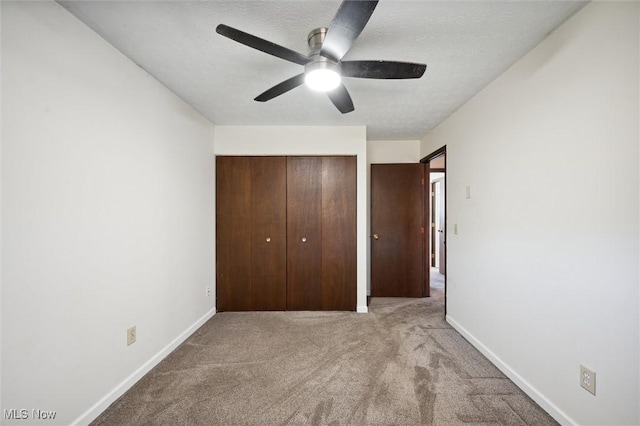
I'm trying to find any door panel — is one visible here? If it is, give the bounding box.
[287,157,322,310]
[371,164,424,297]
[321,156,357,310]
[216,157,252,311]
[251,157,287,310]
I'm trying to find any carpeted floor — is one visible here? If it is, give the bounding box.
[92,280,557,425]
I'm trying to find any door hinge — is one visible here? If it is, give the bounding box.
[421,227,425,234]
[421,178,425,185]
[431,191,435,197]
[431,222,435,228]
[431,253,435,259]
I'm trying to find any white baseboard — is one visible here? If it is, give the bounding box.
[72,308,216,426]
[356,305,368,313]
[445,315,576,426]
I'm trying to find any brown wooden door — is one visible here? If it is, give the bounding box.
[216,157,252,311]
[251,157,287,310]
[321,156,357,310]
[371,164,425,297]
[287,157,322,310]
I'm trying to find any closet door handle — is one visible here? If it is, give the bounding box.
[266,237,271,243]
[301,237,307,243]
[373,233,379,240]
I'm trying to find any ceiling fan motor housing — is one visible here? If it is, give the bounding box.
[306,27,340,68]
[305,27,341,91]
[308,27,328,51]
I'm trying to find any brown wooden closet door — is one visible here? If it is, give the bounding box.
[321,157,357,310]
[251,157,287,310]
[216,156,252,311]
[287,157,322,310]
[371,163,425,297]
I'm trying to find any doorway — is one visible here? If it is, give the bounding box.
[421,147,446,313]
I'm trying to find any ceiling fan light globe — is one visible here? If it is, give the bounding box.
[305,68,341,92]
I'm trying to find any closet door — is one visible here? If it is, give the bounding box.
[287,157,322,310]
[251,157,287,310]
[321,157,356,310]
[216,156,252,311]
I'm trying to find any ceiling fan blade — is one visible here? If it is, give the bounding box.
[327,83,355,114]
[216,24,311,66]
[341,60,427,79]
[320,1,378,62]
[254,74,306,102]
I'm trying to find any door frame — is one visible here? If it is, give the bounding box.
[430,181,437,268]
[420,146,447,315]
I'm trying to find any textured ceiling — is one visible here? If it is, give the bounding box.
[58,0,587,140]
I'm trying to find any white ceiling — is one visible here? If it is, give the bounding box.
[58,0,587,140]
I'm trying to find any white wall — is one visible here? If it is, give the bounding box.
[1,2,216,425]
[367,140,421,164]
[214,126,368,311]
[421,2,639,425]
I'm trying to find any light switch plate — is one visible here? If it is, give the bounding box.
[127,326,137,346]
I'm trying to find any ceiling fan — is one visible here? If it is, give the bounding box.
[216,0,426,114]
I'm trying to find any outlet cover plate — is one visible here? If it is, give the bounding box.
[580,365,596,395]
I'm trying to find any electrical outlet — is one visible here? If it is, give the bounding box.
[580,365,596,395]
[206,286,211,297]
[127,326,136,346]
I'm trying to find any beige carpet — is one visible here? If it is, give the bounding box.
[92,285,557,425]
